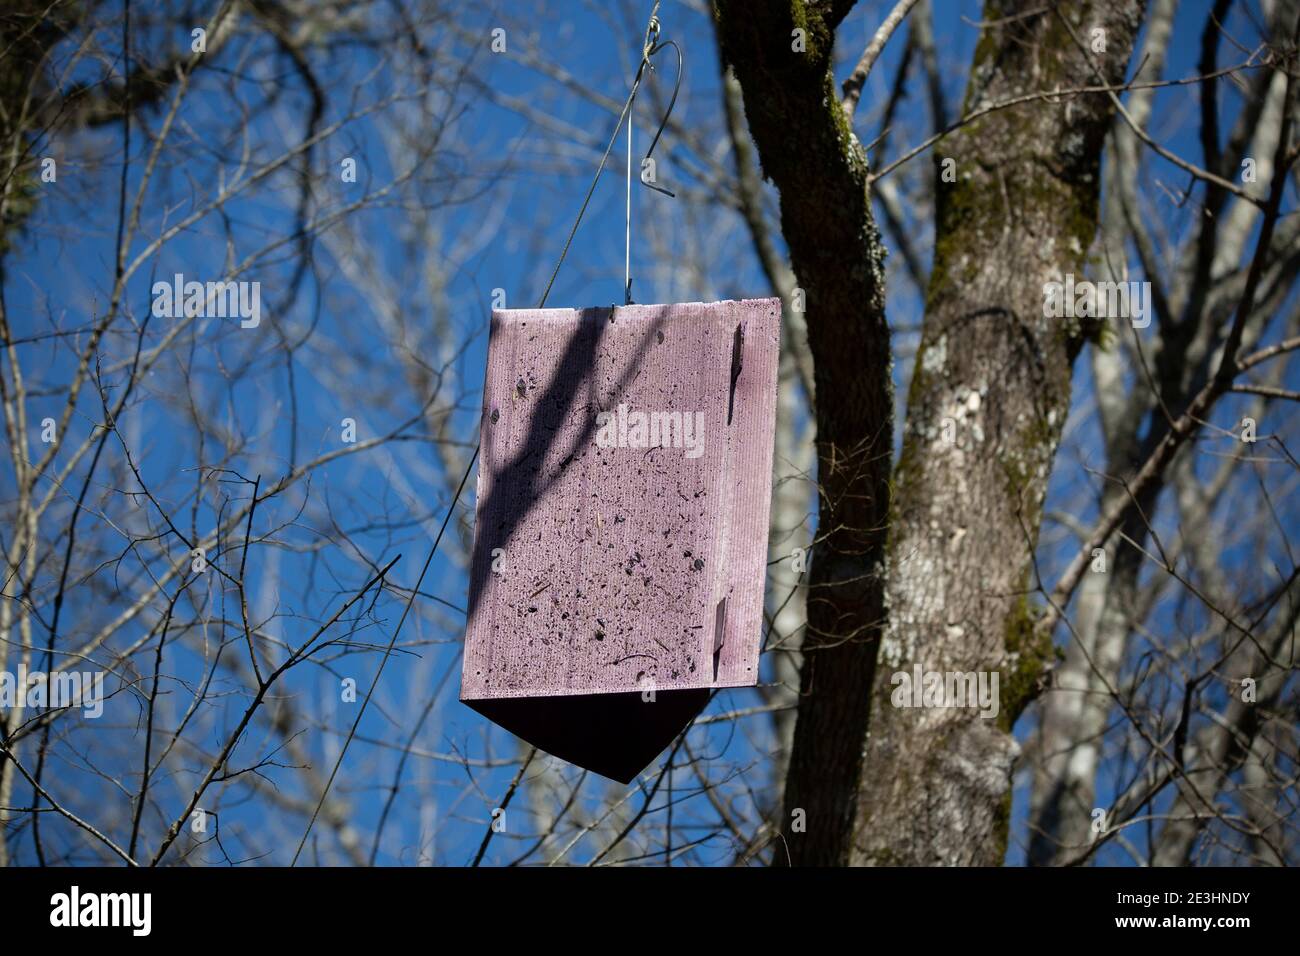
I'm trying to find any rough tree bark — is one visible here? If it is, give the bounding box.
[714,0,892,865]
[716,0,1144,864]
[855,0,1144,866]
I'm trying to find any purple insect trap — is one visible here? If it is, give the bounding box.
[461,298,781,781]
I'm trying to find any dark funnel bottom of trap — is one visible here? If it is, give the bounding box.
[465,689,710,783]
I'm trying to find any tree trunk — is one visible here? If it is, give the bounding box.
[714,0,892,865]
[716,0,1144,865]
[853,1,1144,865]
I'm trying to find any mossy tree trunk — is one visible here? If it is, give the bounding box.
[715,0,1144,865]
[853,0,1143,866]
[715,0,892,866]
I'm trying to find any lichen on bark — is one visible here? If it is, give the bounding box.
[853,0,1145,866]
[715,0,1145,866]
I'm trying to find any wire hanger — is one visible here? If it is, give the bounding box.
[626,8,683,305]
[346,13,686,807]
[537,0,683,310]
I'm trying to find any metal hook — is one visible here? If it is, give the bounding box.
[539,1,684,311]
[638,38,683,199]
[624,2,682,305]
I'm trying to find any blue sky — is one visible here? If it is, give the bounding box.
[4,0,1292,866]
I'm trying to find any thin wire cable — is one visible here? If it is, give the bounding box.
[626,100,633,304]
[290,5,677,864]
[538,7,664,311]
[290,445,477,866]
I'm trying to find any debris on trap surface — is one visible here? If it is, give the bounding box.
[460,298,780,782]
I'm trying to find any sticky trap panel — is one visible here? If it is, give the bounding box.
[462,299,780,703]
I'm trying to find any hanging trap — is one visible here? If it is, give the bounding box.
[461,298,780,781]
[454,2,780,781]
